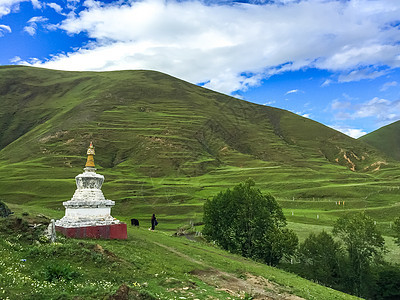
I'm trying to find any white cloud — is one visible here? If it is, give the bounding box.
[323,67,390,85]
[0,24,11,36]
[22,0,400,95]
[285,89,299,95]
[338,68,388,83]
[331,96,400,125]
[0,0,46,37]
[263,100,276,106]
[0,0,25,17]
[320,44,400,72]
[329,125,367,138]
[353,97,399,121]
[331,99,350,110]
[10,56,21,63]
[321,79,333,87]
[203,72,264,94]
[292,109,311,119]
[380,81,398,91]
[0,0,44,17]
[23,25,36,35]
[45,23,58,31]
[342,93,357,101]
[24,16,48,36]
[30,0,41,9]
[47,3,63,13]
[65,0,81,12]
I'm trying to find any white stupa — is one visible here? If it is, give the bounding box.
[55,142,127,239]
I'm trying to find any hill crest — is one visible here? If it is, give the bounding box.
[0,65,392,206]
[0,66,386,170]
[359,120,400,161]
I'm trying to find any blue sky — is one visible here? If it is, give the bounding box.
[1,0,400,138]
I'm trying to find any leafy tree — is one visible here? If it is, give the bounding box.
[202,179,298,265]
[393,217,400,247]
[297,231,342,287]
[333,213,385,297]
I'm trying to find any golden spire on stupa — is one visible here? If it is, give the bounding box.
[85,142,95,168]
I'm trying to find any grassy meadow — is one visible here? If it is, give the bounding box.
[1,204,361,300]
[3,156,399,265]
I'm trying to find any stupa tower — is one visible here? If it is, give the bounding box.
[55,142,127,239]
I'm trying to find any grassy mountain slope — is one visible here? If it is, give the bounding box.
[0,66,386,171]
[0,65,399,238]
[0,206,360,300]
[359,120,400,161]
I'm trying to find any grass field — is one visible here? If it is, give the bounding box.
[0,205,361,300]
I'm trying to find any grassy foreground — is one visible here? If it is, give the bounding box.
[0,205,360,300]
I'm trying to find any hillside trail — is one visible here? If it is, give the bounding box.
[153,241,304,300]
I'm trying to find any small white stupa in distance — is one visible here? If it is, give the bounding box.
[55,142,127,239]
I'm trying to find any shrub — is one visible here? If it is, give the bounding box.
[0,200,12,217]
[43,263,80,282]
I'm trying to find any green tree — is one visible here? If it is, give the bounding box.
[333,213,385,297]
[373,264,400,299]
[298,231,342,287]
[202,179,298,266]
[393,217,400,247]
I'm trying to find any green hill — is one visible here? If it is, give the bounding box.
[359,120,400,161]
[0,65,399,235]
[0,65,384,172]
[1,65,399,299]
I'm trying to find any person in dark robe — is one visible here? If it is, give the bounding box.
[151,214,158,230]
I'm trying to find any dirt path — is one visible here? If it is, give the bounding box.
[153,241,304,300]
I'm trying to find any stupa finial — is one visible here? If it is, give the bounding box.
[85,142,95,168]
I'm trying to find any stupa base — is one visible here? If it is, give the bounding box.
[56,223,127,240]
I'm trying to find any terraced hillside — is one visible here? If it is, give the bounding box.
[0,66,399,235]
[360,120,400,161]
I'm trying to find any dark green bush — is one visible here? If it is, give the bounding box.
[0,200,12,217]
[43,263,80,282]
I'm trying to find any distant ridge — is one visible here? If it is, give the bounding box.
[0,66,391,205]
[0,66,386,171]
[359,120,400,161]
